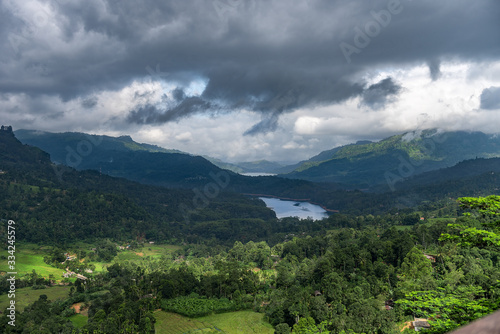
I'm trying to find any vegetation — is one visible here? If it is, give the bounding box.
[0,286,71,311]
[2,128,500,333]
[161,295,238,318]
[284,130,500,188]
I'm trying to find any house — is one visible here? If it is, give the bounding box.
[314,290,322,297]
[412,318,431,331]
[62,271,73,278]
[423,254,436,262]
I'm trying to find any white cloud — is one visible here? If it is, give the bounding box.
[4,60,500,163]
[1,0,499,164]
[174,131,192,142]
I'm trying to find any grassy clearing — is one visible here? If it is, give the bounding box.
[154,311,216,334]
[392,225,413,231]
[140,244,181,258]
[427,217,456,224]
[0,244,64,280]
[91,244,181,272]
[199,310,274,334]
[154,310,274,334]
[0,286,70,312]
[69,314,88,328]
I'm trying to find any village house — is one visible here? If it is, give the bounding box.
[423,254,436,262]
[412,318,431,331]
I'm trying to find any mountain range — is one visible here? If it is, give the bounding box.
[279,129,500,190]
[16,128,500,191]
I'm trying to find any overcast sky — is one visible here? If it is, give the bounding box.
[1,0,500,162]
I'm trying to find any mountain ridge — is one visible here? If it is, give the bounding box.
[280,129,500,189]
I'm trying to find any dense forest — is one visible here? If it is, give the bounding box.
[1,127,500,333]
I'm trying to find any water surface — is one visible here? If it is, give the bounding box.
[259,197,328,220]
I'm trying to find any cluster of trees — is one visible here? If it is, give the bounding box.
[161,295,239,317]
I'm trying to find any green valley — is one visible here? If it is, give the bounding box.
[2,126,500,333]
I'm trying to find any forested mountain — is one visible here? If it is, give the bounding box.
[16,129,287,189]
[15,129,219,188]
[15,129,185,156]
[389,158,500,191]
[1,127,276,244]
[9,127,500,216]
[281,130,500,190]
[233,160,284,174]
[277,140,373,174]
[204,158,284,174]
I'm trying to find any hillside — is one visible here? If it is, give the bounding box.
[277,140,373,174]
[15,129,184,156]
[282,129,500,189]
[391,157,500,191]
[10,127,500,216]
[0,128,276,244]
[16,129,241,188]
[233,160,284,174]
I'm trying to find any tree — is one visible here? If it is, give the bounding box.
[458,196,500,218]
[397,247,435,296]
[440,196,500,248]
[292,317,318,333]
[275,323,291,334]
[396,287,490,334]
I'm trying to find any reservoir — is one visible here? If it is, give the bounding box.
[259,197,328,220]
[241,172,277,177]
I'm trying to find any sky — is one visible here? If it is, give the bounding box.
[1,0,500,163]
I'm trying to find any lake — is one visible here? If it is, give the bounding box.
[241,172,277,177]
[259,197,328,220]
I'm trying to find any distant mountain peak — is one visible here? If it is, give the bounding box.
[118,135,134,142]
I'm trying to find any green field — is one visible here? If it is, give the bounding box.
[69,314,88,328]
[0,286,70,312]
[0,244,65,280]
[0,243,182,279]
[91,244,181,272]
[154,310,274,334]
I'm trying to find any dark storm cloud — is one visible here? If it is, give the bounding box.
[1,0,499,131]
[81,96,98,109]
[427,59,442,81]
[172,88,186,102]
[127,96,213,124]
[480,87,500,110]
[360,78,401,110]
[244,112,280,136]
